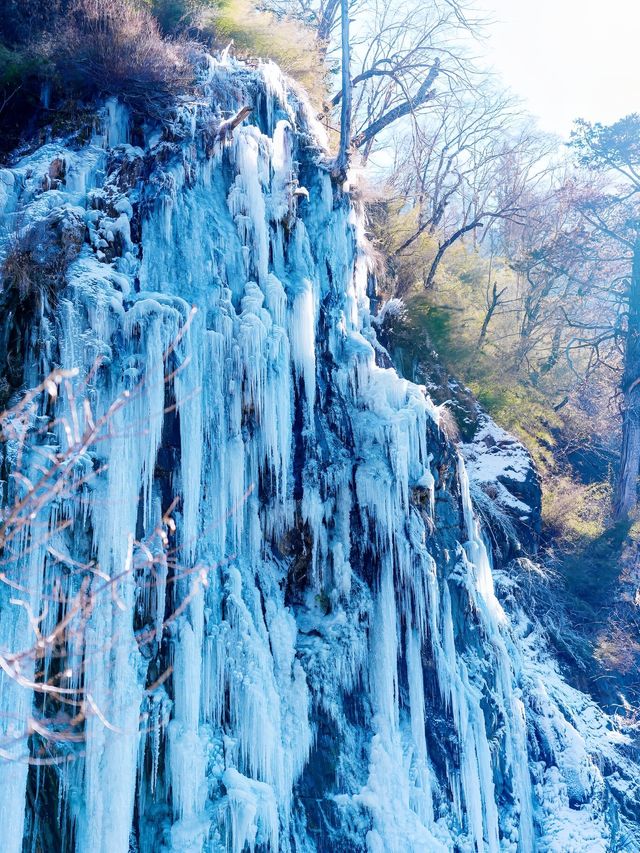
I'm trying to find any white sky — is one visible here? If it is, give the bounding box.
[475,0,640,138]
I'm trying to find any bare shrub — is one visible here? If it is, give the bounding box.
[0,0,67,48]
[44,0,199,116]
[2,246,37,302]
[151,0,217,36]
[469,480,518,552]
[542,475,612,548]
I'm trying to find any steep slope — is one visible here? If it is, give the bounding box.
[0,58,638,853]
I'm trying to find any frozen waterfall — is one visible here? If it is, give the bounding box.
[0,57,635,853]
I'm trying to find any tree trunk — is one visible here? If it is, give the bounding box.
[352,59,440,152]
[317,0,341,44]
[334,0,351,180]
[477,281,505,350]
[614,232,640,519]
[424,219,482,288]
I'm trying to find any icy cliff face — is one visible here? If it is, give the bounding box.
[0,59,638,853]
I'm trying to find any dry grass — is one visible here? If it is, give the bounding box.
[2,247,38,302]
[595,622,640,675]
[1,205,85,307]
[2,241,65,307]
[205,0,330,106]
[438,405,461,443]
[542,476,611,548]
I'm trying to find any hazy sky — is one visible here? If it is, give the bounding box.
[475,0,640,138]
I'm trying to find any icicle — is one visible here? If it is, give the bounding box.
[406,627,435,826]
[103,98,130,148]
[0,516,47,853]
[289,278,317,416]
[458,455,502,613]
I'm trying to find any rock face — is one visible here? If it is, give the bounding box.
[0,59,638,853]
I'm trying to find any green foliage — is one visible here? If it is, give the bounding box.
[0,44,47,90]
[544,477,612,549]
[472,381,558,458]
[386,296,462,379]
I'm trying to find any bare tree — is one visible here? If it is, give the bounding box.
[568,116,640,518]
[263,0,477,167]
[333,0,475,164]
[477,279,507,350]
[259,0,342,42]
[333,0,351,178]
[387,92,554,289]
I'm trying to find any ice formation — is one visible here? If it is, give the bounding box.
[0,58,637,853]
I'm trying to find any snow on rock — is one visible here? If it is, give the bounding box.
[461,415,542,554]
[462,417,532,486]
